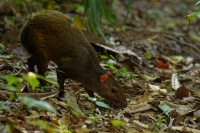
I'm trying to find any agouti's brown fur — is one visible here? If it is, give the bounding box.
[20,10,127,108]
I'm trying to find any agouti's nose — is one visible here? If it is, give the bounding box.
[115,100,127,108]
[121,100,127,108]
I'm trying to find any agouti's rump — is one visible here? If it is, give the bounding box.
[20,10,127,108]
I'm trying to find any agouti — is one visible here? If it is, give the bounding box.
[20,10,127,108]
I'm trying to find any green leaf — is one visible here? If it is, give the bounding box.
[107,62,113,67]
[157,104,173,116]
[6,75,18,85]
[156,115,165,123]
[5,75,22,87]
[0,43,5,53]
[111,120,124,127]
[188,11,200,22]
[122,68,127,73]
[88,114,104,121]
[9,92,15,101]
[163,21,176,29]
[109,55,116,60]
[12,0,27,5]
[115,73,122,77]
[56,125,72,133]
[125,0,133,22]
[29,119,54,131]
[195,0,200,5]
[95,101,111,109]
[83,0,120,39]
[107,62,117,70]
[0,54,13,59]
[0,102,10,110]
[37,74,58,86]
[71,110,83,116]
[88,97,97,102]
[101,55,108,59]
[2,84,20,92]
[144,52,152,59]
[23,72,40,89]
[20,96,57,113]
[0,43,4,49]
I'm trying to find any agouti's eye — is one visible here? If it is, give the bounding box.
[111,88,117,93]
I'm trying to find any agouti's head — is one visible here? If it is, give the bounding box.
[98,73,127,108]
[86,72,127,108]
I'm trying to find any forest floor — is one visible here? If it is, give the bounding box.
[0,0,200,133]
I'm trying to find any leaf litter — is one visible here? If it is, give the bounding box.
[0,0,200,133]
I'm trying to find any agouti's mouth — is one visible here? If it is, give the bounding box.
[109,101,127,109]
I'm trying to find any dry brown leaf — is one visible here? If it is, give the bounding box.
[75,127,91,133]
[136,90,152,103]
[171,73,180,90]
[63,91,85,117]
[0,90,59,100]
[171,126,200,133]
[124,103,151,114]
[194,110,200,117]
[132,120,148,129]
[175,86,189,99]
[176,104,196,115]
[94,43,142,61]
[191,90,200,98]
[155,54,169,69]
[148,84,167,94]
[155,59,169,69]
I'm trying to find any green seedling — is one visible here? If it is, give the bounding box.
[101,55,135,79]
[152,115,166,133]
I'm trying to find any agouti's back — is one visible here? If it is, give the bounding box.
[20,10,127,108]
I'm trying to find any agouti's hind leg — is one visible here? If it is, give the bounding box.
[35,57,49,86]
[57,69,66,97]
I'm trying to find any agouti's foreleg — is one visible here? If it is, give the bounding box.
[85,89,94,97]
[35,56,49,86]
[57,69,66,97]
[27,57,36,72]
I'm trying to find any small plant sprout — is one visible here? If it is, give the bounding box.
[152,115,166,133]
[111,120,125,127]
[101,55,135,79]
[23,72,40,90]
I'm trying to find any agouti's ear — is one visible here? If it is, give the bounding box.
[100,73,109,83]
[107,70,113,75]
